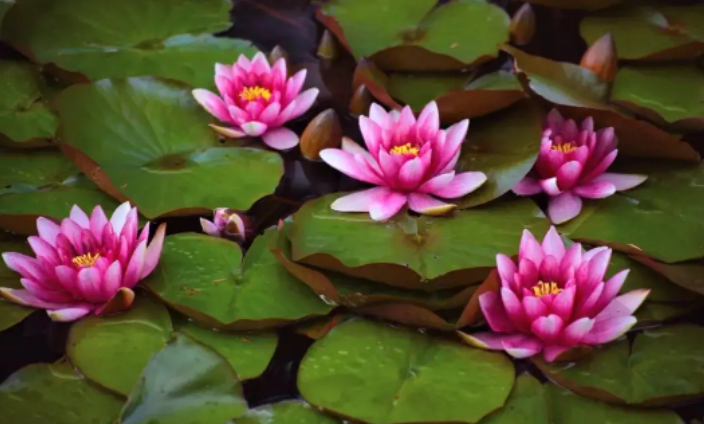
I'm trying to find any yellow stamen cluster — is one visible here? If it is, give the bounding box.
[532,281,563,297]
[389,143,420,156]
[239,86,272,102]
[72,253,100,268]
[551,142,578,153]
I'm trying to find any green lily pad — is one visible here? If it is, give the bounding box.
[321,0,509,71]
[56,77,283,219]
[0,0,14,23]
[0,148,124,234]
[0,299,33,331]
[608,250,693,302]
[387,71,525,122]
[146,229,332,330]
[236,400,342,424]
[298,318,515,424]
[636,301,702,324]
[612,65,704,124]
[536,324,704,406]
[120,335,248,424]
[289,194,549,289]
[0,60,58,144]
[480,374,547,424]
[1,0,256,89]
[581,5,704,60]
[519,0,625,10]
[630,256,704,296]
[660,4,704,42]
[0,361,123,424]
[66,295,172,396]
[560,161,704,263]
[456,100,542,208]
[176,320,278,381]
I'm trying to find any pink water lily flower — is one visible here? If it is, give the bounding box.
[460,226,650,362]
[200,208,249,243]
[192,52,319,150]
[0,202,166,322]
[513,109,647,224]
[319,101,487,220]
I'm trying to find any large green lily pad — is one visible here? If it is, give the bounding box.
[176,319,278,381]
[612,65,704,125]
[0,362,123,424]
[1,0,257,89]
[581,4,704,60]
[560,161,704,263]
[519,0,625,10]
[66,295,172,396]
[536,324,704,406]
[480,374,547,424]
[321,0,509,71]
[56,77,283,218]
[0,231,34,330]
[608,251,693,302]
[456,100,542,208]
[120,335,248,424]
[0,148,124,234]
[236,400,342,424]
[146,229,332,329]
[289,194,549,289]
[631,255,704,296]
[0,60,58,144]
[298,318,515,424]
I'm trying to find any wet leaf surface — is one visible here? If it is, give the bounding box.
[56,77,283,218]
[298,318,515,424]
[236,400,342,424]
[480,374,548,424]
[66,295,172,396]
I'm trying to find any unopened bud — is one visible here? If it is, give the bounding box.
[349,84,372,116]
[200,208,250,243]
[317,30,339,61]
[509,3,535,46]
[300,109,342,161]
[580,33,618,82]
[268,46,289,69]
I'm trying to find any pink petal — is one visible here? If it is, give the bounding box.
[320,149,384,185]
[192,89,231,122]
[141,224,166,279]
[594,289,650,322]
[543,345,573,362]
[418,172,454,194]
[551,286,575,322]
[548,192,583,224]
[331,187,388,212]
[76,267,106,303]
[587,248,612,287]
[575,282,604,318]
[573,181,616,199]
[592,172,647,191]
[359,116,383,155]
[27,236,59,265]
[110,202,132,235]
[560,119,578,141]
[289,88,319,120]
[556,161,583,190]
[594,269,628,312]
[502,334,543,359]
[531,314,564,343]
[261,127,299,150]
[257,102,281,124]
[541,226,565,261]
[0,288,70,309]
[368,190,407,221]
[284,69,307,104]
[479,291,516,333]
[3,252,43,281]
[90,206,109,240]
[36,217,61,247]
[540,177,562,196]
[582,315,636,345]
[20,278,71,302]
[537,150,567,177]
[250,52,271,74]
[513,177,543,196]
[496,254,517,287]
[540,255,560,285]
[582,149,618,182]
[546,109,564,132]
[431,172,486,199]
[501,287,529,331]
[407,193,455,216]
[60,218,83,250]
[55,265,81,297]
[47,305,93,322]
[562,317,594,345]
[103,260,123,296]
[123,241,147,288]
[398,157,427,190]
[523,296,548,322]
[416,101,440,140]
[559,243,582,278]
[377,149,403,181]
[200,218,221,237]
[368,103,392,128]
[241,121,268,137]
[70,205,90,228]
[519,229,545,268]
[518,258,539,285]
[271,58,287,89]
[433,120,467,172]
[460,332,530,352]
[215,63,232,79]
[236,54,252,71]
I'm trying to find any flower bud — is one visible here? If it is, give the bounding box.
[580,33,618,82]
[349,84,372,116]
[317,30,339,61]
[509,3,535,46]
[200,208,250,243]
[268,46,289,68]
[300,108,342,161]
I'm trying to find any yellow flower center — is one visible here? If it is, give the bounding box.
[532,281,563,298]
[389,143,420,156]
[72,253,100,268]
[551,142,578,153]
[239,86,272,102]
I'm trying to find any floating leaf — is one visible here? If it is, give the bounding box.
[581,5,704,60]
[0,60,57,144]
[536,324,704,406]
[146,229,332,330]
[560,161,704,263]
[0,231,34,330]
[608,251,693,302]
[321,0,509,71]
[176,320,278,381]
[66,295,172,396]
[636,301,702,324]
[120,335,248,424]
[504,45,699,162]
[455,100,542,208]
[481,374,547,424]
[519,0,625,10]
[236,400,342,424]
[0,148,124,234]
[56,77,283,218]
[298,318,515,424]
[289,194,549,289]
[0,362,123,424]
[630,255,704,297]
[1,0,257,88]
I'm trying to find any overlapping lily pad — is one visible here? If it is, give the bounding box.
[120,335,248,424]
[0,60,58,145]
[289,194,550,289]
[536,324,704,406]
[1,0,257,88]
[0,231,33,330]
[608,251,693,302]
[298,318,515,424]
[56,77,283,218]
[146,229,332,330]
[520,0,625,10]
[631,255,704,296]
[236,400,342,424]
[320,0,509,71]
[0,148,124,234]
[176,320,278,380]
[560,160,704,263]
[0,362,124,424]
[581,4,704,60]
[66,295,172,396]
[503,45,700,162]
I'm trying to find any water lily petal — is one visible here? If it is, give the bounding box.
[331,187,388,212]
[416,101,439,140]
[241,121,268,137]
[36,217,61,247]
[141,224,166,279]
[418,171,454,194]
[562,317,594,345]
[540,177,562,196]
[320,149,384,185]
[284,69,307,104]
[595,269,629,311]
[200,218,221,237]
[368,103,392,128]
[523,295,548,322]
[0,288,71,309]
[261,127,299,150]
[398,157,427,190]
[192,89,231,122]
[431,172,486,199]
[407,193,456,216]
[592,172,647,191]
[479,291,515,333]
[123,241,147,288]
[47,305,93,322]
[541,226,565,260]
[582,149,618,182]
[70,205,90,228]
[594,289,650,322]
[459,332,532,353]
[502,287,529,332]
[531,314,564,343]
[496,254,517,287]
[551,286,576,322]
[76,267,106,303]
[513,177,543,196]
[369,190,407,221]
[359,115,384,155]
[503,334,543,359]
[556,161,583,190]
[519,229,545,268]
[289,88,319,120]
[548,192,583,224]
[573,181,616,199]
[582,315,636,345]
